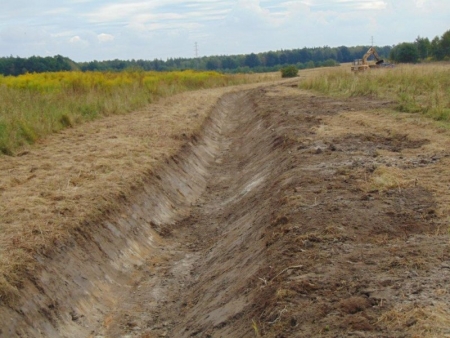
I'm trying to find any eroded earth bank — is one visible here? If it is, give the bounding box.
[2,81,450,337]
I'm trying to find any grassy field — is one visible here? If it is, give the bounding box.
[300,63,450,123]
[0,70,274,155]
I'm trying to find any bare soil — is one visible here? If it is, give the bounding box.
[1,79,450,337]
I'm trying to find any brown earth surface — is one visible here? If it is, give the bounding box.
[1,77,450,337]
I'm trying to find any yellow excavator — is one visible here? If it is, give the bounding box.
[351,47,384,72]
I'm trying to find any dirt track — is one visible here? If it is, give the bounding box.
[2,80,450,337]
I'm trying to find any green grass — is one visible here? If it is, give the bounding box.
[299,64,450,122]
[0,70,266,155]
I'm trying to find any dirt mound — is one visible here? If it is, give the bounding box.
[1,81,450,337]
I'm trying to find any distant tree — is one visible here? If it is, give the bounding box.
[390,43,419,63]
[286,50,298,64]
[206,58,220,70]
[244,53,261,68]
[264,51,279,67]
[278,53,288,65]
[298,48,311,63]
[338,46,352,62]
[430,36,444,60]
[153,59,163,71]
[221,57,238,70]
[313,48,324,62]
[439,29,450,60]
[322,46,337,61]
[415,36,431,60]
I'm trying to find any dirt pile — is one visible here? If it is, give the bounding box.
[1,80,450,337]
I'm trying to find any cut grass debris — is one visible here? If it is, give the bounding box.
[378,302,450,338]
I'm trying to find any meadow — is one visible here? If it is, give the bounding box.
[0,70,270,155]
[299,63,450,124]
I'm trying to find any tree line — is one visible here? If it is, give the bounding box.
[0,55,77,76]
[0,45,392,76]
[77,45,392,73]
[1,27,449,77]
[390,29,450,63]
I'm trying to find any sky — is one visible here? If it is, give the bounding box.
[0,0,449,62]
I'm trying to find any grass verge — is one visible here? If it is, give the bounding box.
[299,63,450,123]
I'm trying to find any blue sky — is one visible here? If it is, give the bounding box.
[0,0,448,61]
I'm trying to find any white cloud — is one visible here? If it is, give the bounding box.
[69,36,82,43]
[85,2,157,23]
[97,33,114,42]
[0,0,449,61]
[43,7,70,15]
[69,35,89,48]
[415,0,424,7]
[306,0,388,11]
[357,1,387,10]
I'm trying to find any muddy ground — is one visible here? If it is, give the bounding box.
[2,81,450,337]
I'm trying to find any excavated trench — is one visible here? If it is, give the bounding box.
[3,82,450,337]
[1,87,288,337]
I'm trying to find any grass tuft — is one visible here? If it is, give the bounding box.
[59,114,74,128]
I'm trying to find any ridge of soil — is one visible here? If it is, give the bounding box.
[1,79,450,337]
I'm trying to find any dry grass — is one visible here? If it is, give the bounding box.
[316,108,450,218]
[365,166,412,192]
[0,80,278,302]
[299,63,450,123]
[304,91,450,334]
[378,302,450,337]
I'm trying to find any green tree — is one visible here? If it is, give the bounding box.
[264,51,279,67]
[206,58,220,70]
[278,53,288,65]
[244,53,261,68]
[221,57,238,70]
[430,36,444,60]
[391,43,419,63]
[415,36,431,60]
[338,46,351,62]
[439,29,450,60]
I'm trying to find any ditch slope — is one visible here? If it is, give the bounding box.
[2,81,450,337]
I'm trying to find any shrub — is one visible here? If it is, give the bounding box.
[281,65,298,78]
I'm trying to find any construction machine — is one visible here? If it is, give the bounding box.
[351,47,384,72]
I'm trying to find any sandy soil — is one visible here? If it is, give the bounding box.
[1,79,450,337]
